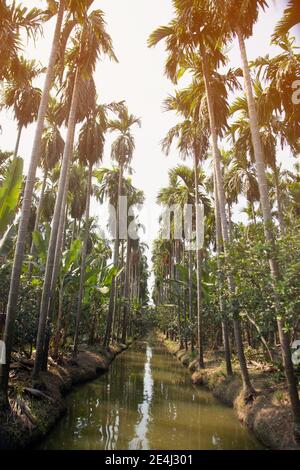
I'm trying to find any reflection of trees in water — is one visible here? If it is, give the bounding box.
[39,341,261,450]
[129,344,154,449]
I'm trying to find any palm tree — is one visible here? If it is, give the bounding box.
[33,3,117,379]
[72,103,107,356]
[0,0,66,407]
[161,86,212,367]
[0,0,42,81]
[28,99,65,276]
[253,35,300,147]
[1,57,42,158]
[224,0,300,438]
[149,2,255,395]
[230,77,300,234]
[69,163,88,240]
[95,166,143,343]
[103,106,141,348]
[224,150,259,225]
[273,0,300,40]
[121,189,145,343]
[158,164,211,355]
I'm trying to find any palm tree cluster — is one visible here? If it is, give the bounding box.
[149,0,300,442]
[0,0,149,411]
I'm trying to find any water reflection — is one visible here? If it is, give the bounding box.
[39,339,262,450]
[129,345,153,449]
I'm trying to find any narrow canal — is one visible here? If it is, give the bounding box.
[39,340,262,450]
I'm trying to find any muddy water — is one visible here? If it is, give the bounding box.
[39,339,262,450]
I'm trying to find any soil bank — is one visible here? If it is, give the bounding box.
[0,344,128,450]
[158,332,300,450]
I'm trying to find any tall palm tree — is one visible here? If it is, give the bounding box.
[224,150,259,225]
[149,2,255,395]
[158,164,212,355]
[103,106,141,348]
[224,0,300,438]
[253,35,300,147]
[161,107,209,367]
[230,78,299,234]
[273,0,300,40]
[95,167,143,343]
[69,163,88,240]
[33,3,117,379]
[28,99,65,276]
[72,103,107,356]
[1,57,42,158]
[0,0,42,81]
[121,188,145,343]
[0,0,66,407]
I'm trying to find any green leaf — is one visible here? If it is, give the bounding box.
[61,239,82,276]
[0,157,23,235]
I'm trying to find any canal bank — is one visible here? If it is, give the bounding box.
[0,344,128,450]
[158,333,300,450]
[38,338,261,450]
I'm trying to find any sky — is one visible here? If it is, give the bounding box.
[0,0,299,291]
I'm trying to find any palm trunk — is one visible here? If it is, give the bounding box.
[72,218,77,242]
[201,45,254,396]
[103,164,123,348]
[228,204,233,242]
[272,164,285,235]
[193,148,204,368]
[33,65,81,380]
[14,126,23,160]
[73,162,93,357]
[250,202,257,224]
[28,168,48,278]
[53,283,64,361]
[236,29,277,268]
[121,238,131,343]
[237,28,300,438]
[42,198,69,370]
[0,0,65,407]
[188,249,194,351]
[214,173,232,376]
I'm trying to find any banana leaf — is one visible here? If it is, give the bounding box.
[0,157,23,235]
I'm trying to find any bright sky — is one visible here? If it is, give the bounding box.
[0,0,299,290]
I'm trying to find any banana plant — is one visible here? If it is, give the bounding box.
[0,157,23,246]
[53,239,82,359]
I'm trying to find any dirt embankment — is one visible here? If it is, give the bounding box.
[0,344,127,450]
[158,332,300,450]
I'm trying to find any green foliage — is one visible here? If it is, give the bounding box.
[0,157,23,236]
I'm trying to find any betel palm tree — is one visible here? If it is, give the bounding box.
[158,164,212,355]
[0,0,42,81]
[33,3,117,379]
[72,103,107,356]
[161,114,207,367]
[103,106,141,348]
[229,84,287,232]
[36,100,65,224]
[222,0,277,259]
[28,99,65,277]
[273,0,300,40]
[69,163,88,240]
[120,189,145,343]
[149,3,253,393]
[95,167,143,342]
[223,0,300,438]
[1,57,43,158]
[0,0,67,407]
[253,35,300,147]
[223,150,259,225]
[161,79,235,370]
